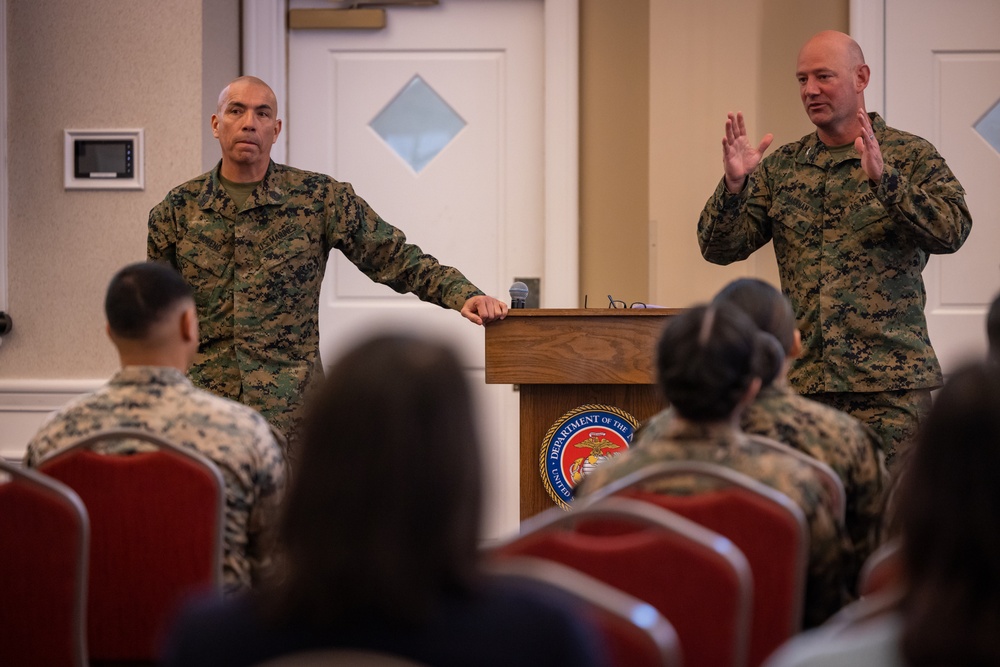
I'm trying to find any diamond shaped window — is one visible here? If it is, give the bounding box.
[370,76,466,173]
[974,97,1000,155]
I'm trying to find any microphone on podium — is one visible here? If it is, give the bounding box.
[509,281,529,309]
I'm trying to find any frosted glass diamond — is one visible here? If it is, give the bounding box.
[370,76,466,173]
[974,98,1000,155]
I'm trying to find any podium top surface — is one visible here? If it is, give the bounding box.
[485,308,681,385]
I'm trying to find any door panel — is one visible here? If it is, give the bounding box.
[288,0,545,538]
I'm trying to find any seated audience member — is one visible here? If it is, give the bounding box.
[989,291,1000,363]
[764,362,1000,666]
[24,261,286,595]
[161,335,605,667]
[715,278,885,584]
[576,303,851,628]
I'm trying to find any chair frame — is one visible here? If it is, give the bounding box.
[502,495,753,667]
[0,458,90,667]
[485,555,682,667]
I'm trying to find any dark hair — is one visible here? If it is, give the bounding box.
[266,334,483,628]
[656,303,784,421]
[988,292,1000,362]
[713,278,797,357]
[104,262,193,339]
[897,363,1000,664]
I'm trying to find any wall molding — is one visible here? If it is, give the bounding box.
[0,379,105,461]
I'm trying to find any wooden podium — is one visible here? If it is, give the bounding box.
[485,308,680,519]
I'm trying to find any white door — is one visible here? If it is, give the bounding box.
[287,0,545,538]
[868,0,1000,371]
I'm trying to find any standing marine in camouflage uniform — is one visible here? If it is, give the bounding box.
[24,262,286,595]
[697,31,972,466]
[148,76,508,445]
[576,303,852,628]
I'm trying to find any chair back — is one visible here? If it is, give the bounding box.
[858,538,904,598]
[37,428,225,662]
[583,461,809,667]
[487,556,682,667]
[494,496,752,667]
[0,459,89,667]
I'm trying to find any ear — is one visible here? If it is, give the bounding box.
[211,114,221,139]
[737,376,763,414]
[179,305,199,343]
[856,63,870,92]
[790,329,803,359]
[272,118,283,144]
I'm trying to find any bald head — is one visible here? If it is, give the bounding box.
[217,76,278,116]
[799,30,866,70]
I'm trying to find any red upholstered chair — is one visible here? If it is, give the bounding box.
[37,429,225,663]
[486,556,683,667]
[0,459,89,667]
[581,461,809,667]
[493,496,753,667]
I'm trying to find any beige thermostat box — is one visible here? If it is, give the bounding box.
[64,129,144,190]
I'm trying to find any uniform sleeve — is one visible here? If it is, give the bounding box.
[325,182,484,310]
[874,145,972,254]
[148,197,179,268]
[697,175,775,266]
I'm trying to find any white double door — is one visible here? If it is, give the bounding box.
[287,0,547,537]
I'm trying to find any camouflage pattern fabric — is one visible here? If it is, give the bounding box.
[806,388,932,471]
[576,417,852,628]
[23,366,287,595]
[698,113,971,395]
[148,161,484,443]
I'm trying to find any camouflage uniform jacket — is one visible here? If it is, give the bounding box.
[698,113,972,393]
[576,416,851,628]
[743,384,884,586]
[23,366,286,595]
[148,161,484,438]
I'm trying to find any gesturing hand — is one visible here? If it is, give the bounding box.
[853,109,884,184]
[723,111,774,193]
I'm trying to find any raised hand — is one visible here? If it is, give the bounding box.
[723,112,774,193]
[853,109,884,184]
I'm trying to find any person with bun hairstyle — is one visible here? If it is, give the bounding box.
[577,302,851,627]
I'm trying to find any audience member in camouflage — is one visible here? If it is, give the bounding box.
[148,76,508,445]
[714,278,885,588]
[24,262,286,595]
[576,303,852,628]
[697,31,972,465]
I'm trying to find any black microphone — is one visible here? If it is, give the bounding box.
[509,281,528,309]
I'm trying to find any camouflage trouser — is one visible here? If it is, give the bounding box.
[804,389,933,470]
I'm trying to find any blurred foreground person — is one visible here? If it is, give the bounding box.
[765,362,1000,666]
[162,334,604,667]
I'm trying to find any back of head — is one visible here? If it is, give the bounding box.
[657,303,784,422]
[273,334,483,626]
[713,278,797,358]
[897,363,1000,663]
[105,262,193,340]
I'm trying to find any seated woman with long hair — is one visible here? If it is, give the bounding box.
[162,334,604,667]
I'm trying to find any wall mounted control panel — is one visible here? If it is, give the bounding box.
[64,129,144,190]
